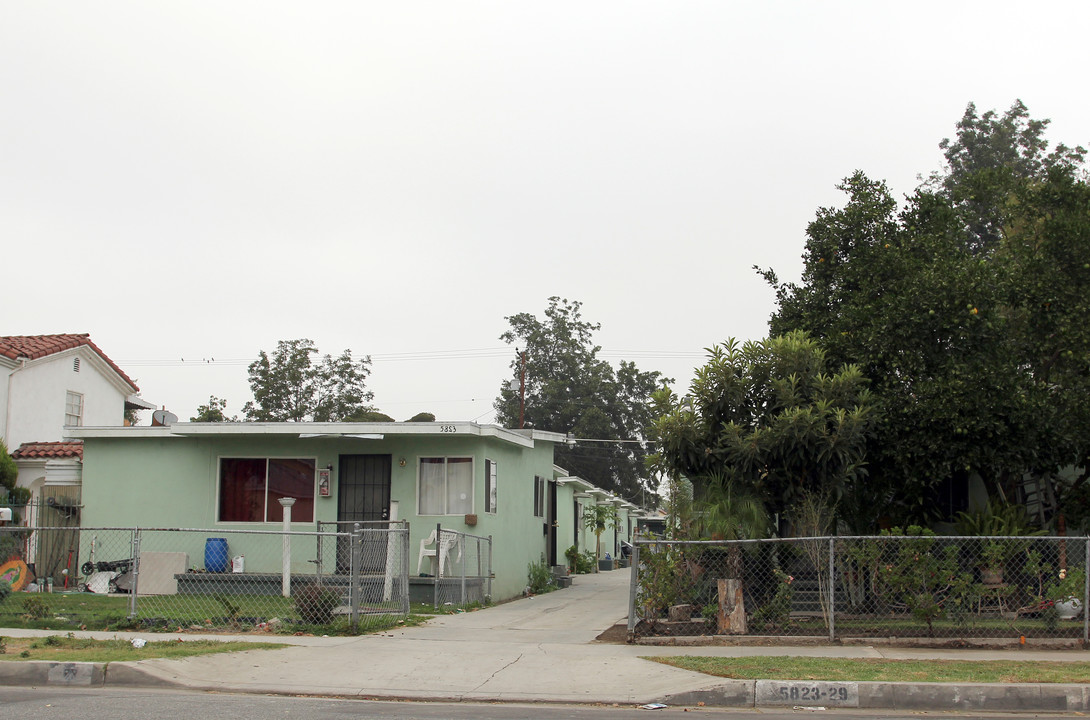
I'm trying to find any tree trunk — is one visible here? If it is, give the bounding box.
[717,578,746,634]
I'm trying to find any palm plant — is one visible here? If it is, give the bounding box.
[690,472,768,578]
[582,503,619,567]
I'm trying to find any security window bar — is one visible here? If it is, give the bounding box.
[485,459,498,513]
[533,475,546,518]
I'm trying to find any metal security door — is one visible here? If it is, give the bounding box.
[547,480,558,567]
[337,454,392,573]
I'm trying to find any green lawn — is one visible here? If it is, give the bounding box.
[646,656,1090,683]
[0,591,434,635]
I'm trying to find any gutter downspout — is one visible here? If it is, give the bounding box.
[3,359,27,447]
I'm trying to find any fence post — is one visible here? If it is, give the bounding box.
[279,498,296,597]
[1084,537,1089,647]
[433,523,441,610]
[487,534,493,602]
[401,523,410,617]
[627,543,640,639]
[350,523,360,631]
[460,533,467,607]
[129,528,140,619]
[828,537,835,642]
[400,523,409,615]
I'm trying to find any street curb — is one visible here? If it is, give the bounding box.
[4,660,1090,712]
[0,660,180,690]
[662,679,1090,712]
[103,662,188,689]
[0,661,106,687]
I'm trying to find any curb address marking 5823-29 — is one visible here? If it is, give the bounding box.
[756,680,859,707]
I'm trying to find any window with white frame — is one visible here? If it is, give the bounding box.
[484,459,497,513]
[64,391,83,427]
[418,457,473,515]
[533,475,546,518]
[218,457,316,523]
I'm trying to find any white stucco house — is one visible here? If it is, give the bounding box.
[1,334,153,502]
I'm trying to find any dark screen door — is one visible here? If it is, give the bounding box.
[547,480,558,567]
[337,454,392,573]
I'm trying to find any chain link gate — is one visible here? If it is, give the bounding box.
[429,526,492,610]
[628,535,1090,644]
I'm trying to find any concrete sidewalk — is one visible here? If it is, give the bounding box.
[3,569,1090,711]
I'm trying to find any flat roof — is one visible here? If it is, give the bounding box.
[68,421,568,449]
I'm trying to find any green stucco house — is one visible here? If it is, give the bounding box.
[69,421,640,601]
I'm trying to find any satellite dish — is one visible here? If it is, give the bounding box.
[152,409,178,427]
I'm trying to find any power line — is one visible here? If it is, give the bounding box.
[571,438,657,444]
[117,347,706,368]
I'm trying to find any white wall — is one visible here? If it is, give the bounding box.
[3,348,129,449]
[0,362,11,446]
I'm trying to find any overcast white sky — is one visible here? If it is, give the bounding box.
[3,2,1087,425]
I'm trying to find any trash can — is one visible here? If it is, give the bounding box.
[205,538,229,573]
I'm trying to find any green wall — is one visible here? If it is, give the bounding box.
[79,432,560,601]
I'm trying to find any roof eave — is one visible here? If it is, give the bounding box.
[69,421,541,448]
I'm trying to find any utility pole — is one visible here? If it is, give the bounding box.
[518,349,526,429]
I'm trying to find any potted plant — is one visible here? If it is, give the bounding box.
[957,500,1045,586]
[1048,567,1086,620]
[978,541,1006,585]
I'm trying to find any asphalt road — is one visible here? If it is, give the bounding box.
[1,687,1084,720]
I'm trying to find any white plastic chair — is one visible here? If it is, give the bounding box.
[417,529,462,577]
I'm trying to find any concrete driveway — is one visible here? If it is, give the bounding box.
[116,567,729,704]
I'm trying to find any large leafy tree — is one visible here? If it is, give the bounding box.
[190,395,238,422]
[0,439,17,494]
[761,101,1090,525]
[243,339,376,422]
[932,100,1085,252]
[493,297,669,503]
[649,332,875,527]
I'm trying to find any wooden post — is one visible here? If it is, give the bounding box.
[717,578,746,634]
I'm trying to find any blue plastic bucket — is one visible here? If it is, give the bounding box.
[205,538,229,573]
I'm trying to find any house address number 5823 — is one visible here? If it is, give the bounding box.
[439,425,457,433]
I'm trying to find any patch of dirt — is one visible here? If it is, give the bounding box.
[594,622,629,643]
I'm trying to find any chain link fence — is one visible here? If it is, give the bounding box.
[628,535,1090,643]
[0,523,409,634]
[422,526,492,610]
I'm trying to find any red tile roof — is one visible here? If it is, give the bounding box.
[0,334,138,391]
[11,441,84,460]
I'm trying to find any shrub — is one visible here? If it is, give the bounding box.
[876,526,977,636]
[0,579,12,602]
[636,544,691,620]
[292,584,342,625]
[527,556,555,595]
[563,546,595,574]
[0,530,25,561]
[750,568,794,631]
[22,595,48,620]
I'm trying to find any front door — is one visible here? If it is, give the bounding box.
[547,480,558,567]
[337,454,392,572]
